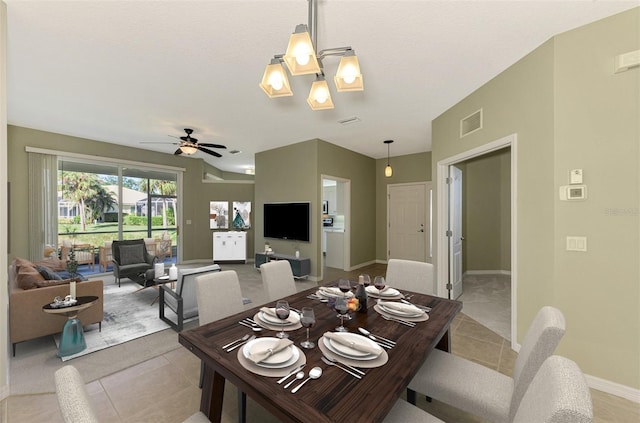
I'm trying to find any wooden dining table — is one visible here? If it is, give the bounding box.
[178,283,462,423]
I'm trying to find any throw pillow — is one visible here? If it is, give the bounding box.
[34,257,67,272]
[17,265,45,290]
[13,257,34,273]
[35,265,62,281]
[119,245,145,265]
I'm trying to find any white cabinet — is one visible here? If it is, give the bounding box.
[213,231,246,262]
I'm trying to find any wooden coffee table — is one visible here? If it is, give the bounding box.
[43,295,98,357]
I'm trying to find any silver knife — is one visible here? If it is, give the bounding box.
[226,335,256,352]
[277,364,305,384]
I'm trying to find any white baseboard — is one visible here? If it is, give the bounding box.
[585,373,640,403]
[464,269,512,276]
[348,260,378,271]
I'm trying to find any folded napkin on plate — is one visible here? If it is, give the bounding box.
[248,338,293,363]
[324,332,382,356]
[378,300,422,315]
[318,287,353,297]
[260,307,278,318]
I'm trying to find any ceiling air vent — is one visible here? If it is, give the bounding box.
[337,116,361,125]
[229,150,241,155]
[460,109,483,138]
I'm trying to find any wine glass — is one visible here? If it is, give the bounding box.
[275,300,290,339]
[338,279,351,296]
[374,276,386,292]
[300,307,316,349]
[361,274,371,287]
[334,297,349,332]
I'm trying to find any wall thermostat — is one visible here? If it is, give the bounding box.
[559,185,587,201]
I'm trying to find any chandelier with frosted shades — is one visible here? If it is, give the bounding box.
[259,0,364,110]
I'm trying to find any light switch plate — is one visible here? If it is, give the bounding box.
[566,236,587,252]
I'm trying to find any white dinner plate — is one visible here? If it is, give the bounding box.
[324,332,382,359]
[378,302,424,318]
[365,286,400,297]
[258,309,300,325]
[243,338,299,368]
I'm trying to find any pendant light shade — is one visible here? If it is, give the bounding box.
[384,140,394,177]
[283,24,321,76]
[334,51,363,92]
[307,77,334,110]
[259,59,293,98]
[260,0,363,110]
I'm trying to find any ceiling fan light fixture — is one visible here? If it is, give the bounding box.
[259,58,293,98]
[283,24,321,75]
[180,145,198,155]
[334,51,363,92]
[307,77,334,110]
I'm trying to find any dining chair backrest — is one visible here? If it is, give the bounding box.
[509,306,566,420]
[195,270,245,325]
[385,259,435,295]
[55,365,100,423]
[512,355,592,423]
[260,260,297,301]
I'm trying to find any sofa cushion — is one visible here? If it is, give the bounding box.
[119,245,145,265]
[17,265,45,290]
[36,265,63,281]
[35,279,73,288]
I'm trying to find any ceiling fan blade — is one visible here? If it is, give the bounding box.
[197,146,222,157]
[141,141,179,145]
[174,148,183,155]
[198,143,227,149]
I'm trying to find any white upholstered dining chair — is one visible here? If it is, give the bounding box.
[407,306,566,423]
[55,365,211,423]
[194,270,247,422]
[385,258,435,295]
[383,355,592,423]
[260,259,297,301]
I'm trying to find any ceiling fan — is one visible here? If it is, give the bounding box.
[142,128,226,158]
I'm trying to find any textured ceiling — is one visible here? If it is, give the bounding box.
[5,0,638,173]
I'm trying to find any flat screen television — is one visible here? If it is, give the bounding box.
[263,202,310,242]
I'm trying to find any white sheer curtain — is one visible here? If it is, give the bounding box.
[28,152,58,260]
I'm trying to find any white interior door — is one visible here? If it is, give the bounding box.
[449,166,463,299]
[388,183,427,261]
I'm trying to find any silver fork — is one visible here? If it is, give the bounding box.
[323,355,365,375]
[382,315,416,327]
[321,356,362,379]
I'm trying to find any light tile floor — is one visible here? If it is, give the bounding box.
[2,263,638,422]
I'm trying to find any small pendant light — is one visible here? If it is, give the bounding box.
[384,140,394,177]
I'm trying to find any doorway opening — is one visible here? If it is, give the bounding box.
[321,175,350,279]
[436,133,518,346]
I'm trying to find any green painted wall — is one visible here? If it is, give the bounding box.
[7,125,255,262]
[462,148,511,272]
[432,8,639,389]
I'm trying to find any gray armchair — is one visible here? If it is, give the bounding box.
[112,239,156,287]
[159,264,221,331]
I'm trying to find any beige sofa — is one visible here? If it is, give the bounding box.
[9,258,104,356]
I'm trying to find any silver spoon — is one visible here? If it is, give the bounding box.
[238,321,262,331]
[291,367,322,393]
[284,371,304,389]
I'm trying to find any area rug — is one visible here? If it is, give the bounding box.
[55,282,171,361]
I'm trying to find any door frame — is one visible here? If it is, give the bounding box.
[436,133,518,346]
[320,174,351,279]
